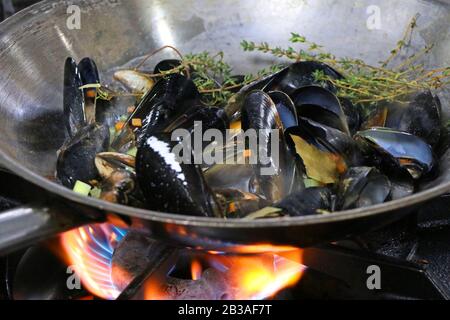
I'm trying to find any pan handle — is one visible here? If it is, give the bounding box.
[0,202,103,256]
[0,168,107,256]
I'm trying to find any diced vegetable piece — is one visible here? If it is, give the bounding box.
[132,118,143,127]
[127,147,138,157]
[73,180,92,196]
[127,106,136,113]
[115,121,125,131]
[90,187,102,199]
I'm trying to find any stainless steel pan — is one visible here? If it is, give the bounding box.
[0,0,449,254]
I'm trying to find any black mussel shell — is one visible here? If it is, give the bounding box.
[338,167,391,210]
[164,106,230,134]
[384,91,442,147]
[215,189,270,218]
[268,61,342,95]
[242,91,283,132]
[133,74,200,140]
[242,91,298,201]
[63,57,85,138]
[78,58,100,124]
[154,59,183,74]
[340,98,361,135]
[205,164,259,194]
[268,91,298,131]
[390,176,415,200]
[298,117,364,167]
[276,187,334,217]
[57,123,110,188]
[136,133,221,217]
[78,58,100,85]
[224,67,289,118]
[292,86,350,135]
[355,127,435,179]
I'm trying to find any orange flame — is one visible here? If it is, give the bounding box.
[191,260,203,281]
[209,249,304,300]
[60,224,126,300]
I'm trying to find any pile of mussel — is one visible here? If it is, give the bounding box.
[56,57,445,219]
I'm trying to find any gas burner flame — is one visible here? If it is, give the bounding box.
[206,250,305,300]
[61,225,304,300]
[60,224,126,300]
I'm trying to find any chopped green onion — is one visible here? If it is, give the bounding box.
[90,187,102,199]
[304,178,322,188]
[127,147,138,157]
[73,180,92,196]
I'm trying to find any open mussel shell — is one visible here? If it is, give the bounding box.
[136,133,222,217]
[299,117,364,167]
[285,123,349,185]
[241,90,299,201]
[63,57,86,138]
[268,91,298,131]
[384,91,442,148]
[275,187,334,217]
[337,167,391,210]
[56,123,110,188]
[133,74,200,141]
[268,61,343,95]
[355,127,435,180]
[291,86,351,135]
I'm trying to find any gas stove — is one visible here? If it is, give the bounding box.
[0,0,449,301]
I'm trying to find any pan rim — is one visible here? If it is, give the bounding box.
[2,149,450,228]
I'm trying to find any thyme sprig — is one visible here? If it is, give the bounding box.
[241,16,450,106]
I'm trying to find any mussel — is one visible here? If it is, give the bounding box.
[136,133,222,217]
[384,91,442,148]
[113,70,155,95]
[78,58,100,124]
[57,123,110,188]
[57,57,110,188]
[63,58,85,138]
[268,61,343,95]
[133,73,200,139]
[285,120,353,185]
[241,90,301,201]
[275,187,334,217]
[337,167,391,210]
[268,91,298,130]
[355,127,435,179]
[291,86,351,135]
[95,152,137,205]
